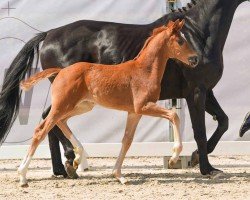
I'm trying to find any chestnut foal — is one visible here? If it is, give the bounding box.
[19,20,198,186]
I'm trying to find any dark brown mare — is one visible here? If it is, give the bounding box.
[17,20,198,186]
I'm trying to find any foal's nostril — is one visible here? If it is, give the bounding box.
[188,56,199,66]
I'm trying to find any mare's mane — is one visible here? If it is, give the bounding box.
[133,0,201,61]
[171,0,197,14]
[133,26,169,60]
[169,0,205,51]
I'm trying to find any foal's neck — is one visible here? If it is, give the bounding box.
[135,32,169,81]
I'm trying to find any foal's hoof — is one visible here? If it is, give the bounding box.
[168,158,176,169]
[20,183,29,188]
[116,177,129,185]
[113,170,129,185]
[73,160,80,170]
[191,150,199,167]
[65,161,79,179]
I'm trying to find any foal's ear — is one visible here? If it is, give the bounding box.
[167,20,176,27]
[173,19,185,32]
[166,19,185,33]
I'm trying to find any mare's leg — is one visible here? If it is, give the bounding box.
[113,113,142,184]
[134,102,183,166]
[191,90,229,167]
[18,115,58,187]
[42,106,73,178]
[186,87,222,176]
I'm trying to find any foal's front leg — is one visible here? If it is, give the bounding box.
[135,102,183,167]
[113,113,142,184]
[168,106,183,168]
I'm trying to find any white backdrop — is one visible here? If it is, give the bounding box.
[0,0,249,147]
[0,0,170,145]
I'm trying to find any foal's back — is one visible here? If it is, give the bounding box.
[52,60,139,112]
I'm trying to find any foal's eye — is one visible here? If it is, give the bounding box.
[178,38,184,46]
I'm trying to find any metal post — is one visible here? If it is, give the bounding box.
[167,0,177,12]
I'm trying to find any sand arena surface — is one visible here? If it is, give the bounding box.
[0,156,249,200]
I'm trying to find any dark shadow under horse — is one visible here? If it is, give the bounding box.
[0,0,249,177]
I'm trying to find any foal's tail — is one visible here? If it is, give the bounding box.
[21,68,61,91]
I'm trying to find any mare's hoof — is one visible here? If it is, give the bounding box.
[191,150,199,167]
[65,161,79,179]
[203,169,224,179]
[53,167,68,178]
[239,112,250,137]
[209,170,224,179]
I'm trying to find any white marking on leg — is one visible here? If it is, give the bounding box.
[118,177,128,185]
[59,102,93,171]
[113,153,129,185]
[170,143,183,164]
[169,112,183,167]
[18,156,32,186]
[79,150,89,171]
[69,134,84,169]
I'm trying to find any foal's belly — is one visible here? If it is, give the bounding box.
[89,86,135,112]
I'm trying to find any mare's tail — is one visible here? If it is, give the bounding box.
[21,68,61,91]
[0,32,47,145]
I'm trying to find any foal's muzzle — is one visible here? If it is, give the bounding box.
[188,56,199,67]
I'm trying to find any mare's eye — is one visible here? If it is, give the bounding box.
[178,38,184,46]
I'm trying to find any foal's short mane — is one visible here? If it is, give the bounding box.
[133,26,168,60]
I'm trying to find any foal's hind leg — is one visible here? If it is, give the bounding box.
[113,113,142,184]
[18,116,58,187]
[43,106,69,178]
[58,102,94,176]
[135,102,183,167]
[56,121,85,172]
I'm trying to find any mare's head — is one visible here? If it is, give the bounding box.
[165,20,198,68]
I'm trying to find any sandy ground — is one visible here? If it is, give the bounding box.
[0,156,249,200]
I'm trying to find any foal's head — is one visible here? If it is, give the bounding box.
[165,20,198,67]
